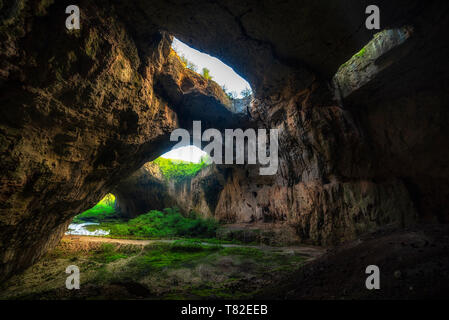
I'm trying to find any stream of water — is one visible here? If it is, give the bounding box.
[65,222,110,236]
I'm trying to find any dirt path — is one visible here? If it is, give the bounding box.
[64,235,325,259]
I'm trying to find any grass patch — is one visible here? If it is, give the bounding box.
[354,46,367,58]
[170,240,222,252]
[124,242,219,275]
[1,236,309,300]
[221,246,264,258]
[89,243,140,264]
[173,237,244,245]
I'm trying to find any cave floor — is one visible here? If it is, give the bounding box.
[257,225,449,300]
[0,236,322,300]
[2,226,448,300]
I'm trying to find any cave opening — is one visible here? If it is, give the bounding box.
[67,193,117,236]
[2,1,449,301]
[171,37,253,99]
[66,144,213,238]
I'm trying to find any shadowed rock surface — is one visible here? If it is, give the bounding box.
[257,225,449,299]
[0,0,236,280]
[1,0,449,285]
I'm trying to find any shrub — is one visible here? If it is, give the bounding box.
[179,53,198,72]
[201,67,212,80]
[240,87,252,98]
[107,208,218,239]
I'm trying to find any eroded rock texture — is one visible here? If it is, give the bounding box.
[1,0,449,280]
[0,0,233,280]
[210,2,449,244]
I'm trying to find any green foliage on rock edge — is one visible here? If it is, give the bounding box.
[72,194,118,223]
[153,156,209,183]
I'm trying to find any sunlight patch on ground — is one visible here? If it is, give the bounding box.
[172,38,251,98]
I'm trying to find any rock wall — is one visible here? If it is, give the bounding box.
[211,2,449,244]
[0,0,179,280]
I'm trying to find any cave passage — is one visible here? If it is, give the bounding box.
[1,1,449,301]
[68,145,213,235]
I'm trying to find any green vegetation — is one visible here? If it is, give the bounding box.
[72,194,118,223]
[0,237,307,300]
[338,46,369,70]
[73,156,211,225]
[221,86,252,100]
[97,208,218,239]
[153,156,209,183]
[240,87,252,98]
[93,240,306,299]
[222,85,237,100]
[176,52,213,82]
[354,46,367,58]
[221,246,263,257]
[90,243,141,264]
[179,53,198,72]
[127,242,222,274]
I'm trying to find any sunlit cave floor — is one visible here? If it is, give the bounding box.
[0,236,322,300]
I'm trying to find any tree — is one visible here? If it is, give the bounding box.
[201,67,212,80]
[221,85,238,100]
[229,91,238,99]
[240,87,252,98]
[179,54,198,72]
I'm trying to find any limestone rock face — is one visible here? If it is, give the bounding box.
[0,0,233,280]
[212,1,449,243]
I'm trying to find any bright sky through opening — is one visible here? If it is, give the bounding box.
[160,145,207,163]
[162,38,252,162]
[172,38,252,98]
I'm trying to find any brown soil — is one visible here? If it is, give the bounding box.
[64,235,325,258]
